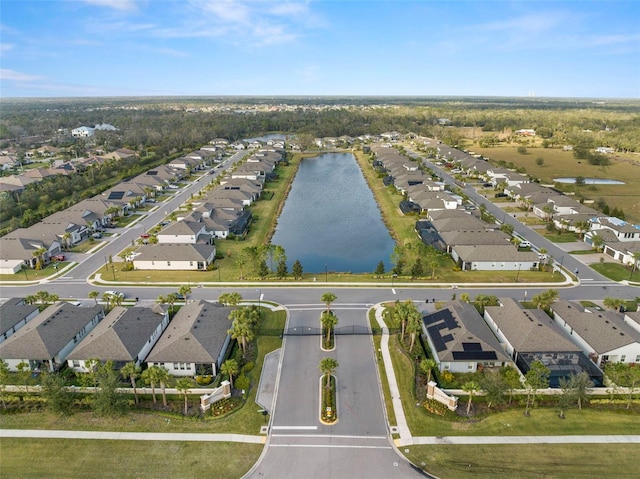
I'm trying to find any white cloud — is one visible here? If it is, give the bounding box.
[0,43,15,54]
[0,69,42,82]
[83,0,139,12]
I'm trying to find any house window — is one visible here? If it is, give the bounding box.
[72,360,80,368]
[190,261,193,267]
[621,355,626,362]
[602,355,609,362]
[468,364,474,370]
[167,261,171,266]
[635,355,640,362]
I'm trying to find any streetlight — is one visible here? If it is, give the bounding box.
[515,263,521,283]
[325,263,328,282]
[392,273,398,288]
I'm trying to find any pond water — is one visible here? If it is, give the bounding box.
[554,177,625,185]
[270,153,396,273]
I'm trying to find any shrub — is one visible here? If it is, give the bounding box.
[423,399,448,416]
[243,361,254,373]
[234,374,250,391]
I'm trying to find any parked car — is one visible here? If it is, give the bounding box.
[159,220,170,226]
[518,241,532,248]
[104,290,124,299]
[92,232,102,239]
[146,198,156,203]
[52,254,65,261]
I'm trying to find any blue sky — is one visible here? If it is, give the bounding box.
[1,1,639,98]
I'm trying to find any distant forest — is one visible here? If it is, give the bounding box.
[2,96,639,155]
[1,96,638,233]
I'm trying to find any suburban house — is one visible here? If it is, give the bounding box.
[586,217,640,267]
[156,219,210,244]
[421,301,511,373]
[451,244,539,271]
[146,300,233,376]
[0,303,104,372]
[0,223,63,273]
[132,243,216,271]
[550,300,640,367]
[484,298,603,386]
[67,304,170,372]
[0,298,40,344]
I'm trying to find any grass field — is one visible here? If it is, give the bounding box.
[0,439,262,479]
[403,443,640,479]
[468,144,640,223]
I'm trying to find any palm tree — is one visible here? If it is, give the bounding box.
[603,297,625,312]
[35,290,50,305]
[407,311,422,352]
[178,285,192,303]
[320,310,339,346]
[141,366,161,405]
[220,359,239,389]
[32,247,47,269]
[88,291,99,305]
[156,367,171,407]
[319,357,339,389]
[462,380,480,415]
[419,358,437,384]
[591,233,604,252]
[228,317,255,356]
[121,362,141,405]
[531,289,559,311]
[61,232,72,251]
[575,220,591,240]
[175,377,193,415]
[388,300,420,341]
[218,292,242,306]
[321,292,337,314]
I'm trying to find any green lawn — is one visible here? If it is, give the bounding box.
[591,262,640,283]
[404,444,640,479]
[470,144,640,224]
[0,439,262,479]
[540,230,581,243]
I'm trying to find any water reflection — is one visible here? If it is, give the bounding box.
[271,153,395,273]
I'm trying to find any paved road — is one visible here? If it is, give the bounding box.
[246,305,424,479]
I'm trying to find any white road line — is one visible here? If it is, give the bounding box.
[270,444,392,450]
[271,426,318,431]
[392,288,397,295]
[271,434,387,440]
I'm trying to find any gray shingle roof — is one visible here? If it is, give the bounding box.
[68,306,167,362]
[0,303,104,360]
[484,298,580,353]
[551,300,640,354]
[146,300,232,363]
[0,298,40,336]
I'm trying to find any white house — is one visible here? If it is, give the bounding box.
[421,301,511,373]
[550,300,640,367]
[0,303,104,372]
[146,300,233,376]
[0,298,40,344]
[67,305,169,372]
[133,243,216,271]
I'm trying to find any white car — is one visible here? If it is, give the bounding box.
[104,290,124,299]
[518,241,532,248]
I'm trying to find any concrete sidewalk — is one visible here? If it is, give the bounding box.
[1,429,265,443]
[412,435,640,445]
[373,304,413,447]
